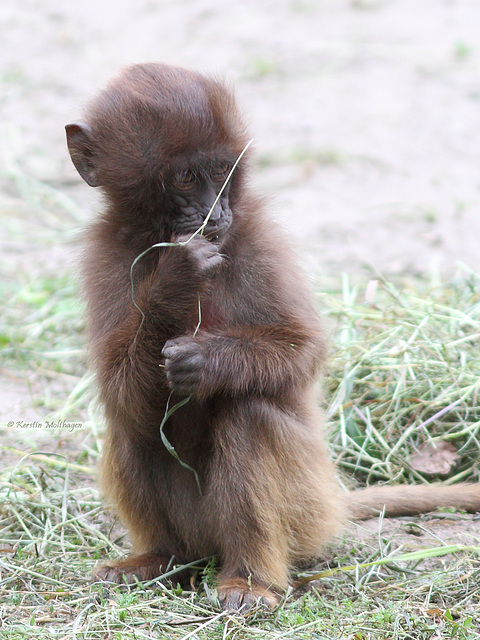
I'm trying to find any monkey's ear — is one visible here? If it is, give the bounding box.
[65,123,101,187]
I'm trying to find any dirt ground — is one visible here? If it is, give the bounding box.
[2,0,480,274]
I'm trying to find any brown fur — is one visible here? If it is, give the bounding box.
[66,63,480,613]
[349,483,480,521]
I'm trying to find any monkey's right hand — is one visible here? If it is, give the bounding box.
[176,235,223,278]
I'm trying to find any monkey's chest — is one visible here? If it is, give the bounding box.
[197,297,225,330]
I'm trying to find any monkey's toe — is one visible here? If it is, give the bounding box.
[93,553,172,584]
[218,578,279,614]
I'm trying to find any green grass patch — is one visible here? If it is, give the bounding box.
[323,271,480,487]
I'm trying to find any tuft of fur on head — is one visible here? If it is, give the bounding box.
[84,63,249,192]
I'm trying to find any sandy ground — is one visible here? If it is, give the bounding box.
[1,0,480,275]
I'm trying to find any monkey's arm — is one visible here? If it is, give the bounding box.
[162,321,324,400]
[86,238,221,418]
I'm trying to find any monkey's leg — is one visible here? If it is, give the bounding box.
[204,400,297,612]
[94,429,189,585]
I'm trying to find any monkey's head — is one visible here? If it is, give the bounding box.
[66,63,250,242]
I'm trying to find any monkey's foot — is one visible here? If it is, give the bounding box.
[93,552,175,584]
[218,578,280,613]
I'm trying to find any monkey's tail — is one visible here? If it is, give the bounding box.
[347,483,480,521]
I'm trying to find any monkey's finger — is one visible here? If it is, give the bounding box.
[162,338,193,356]
[205,253,223,266]
[198,253,223,276]
[164,353,204,378]
[162,343,180,359]
[162,345,200,361]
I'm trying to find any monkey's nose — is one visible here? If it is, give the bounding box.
[205,201,222,222]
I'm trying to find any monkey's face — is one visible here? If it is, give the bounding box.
[169,162,233,244]
[65,62,248,244]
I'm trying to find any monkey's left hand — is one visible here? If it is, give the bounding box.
[162,336,206,396]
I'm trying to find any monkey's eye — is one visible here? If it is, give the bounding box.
[173,169,196,191]
[212,163,231,182]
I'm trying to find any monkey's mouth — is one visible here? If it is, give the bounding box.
[178,221,230,244]
[203,224,229,244]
